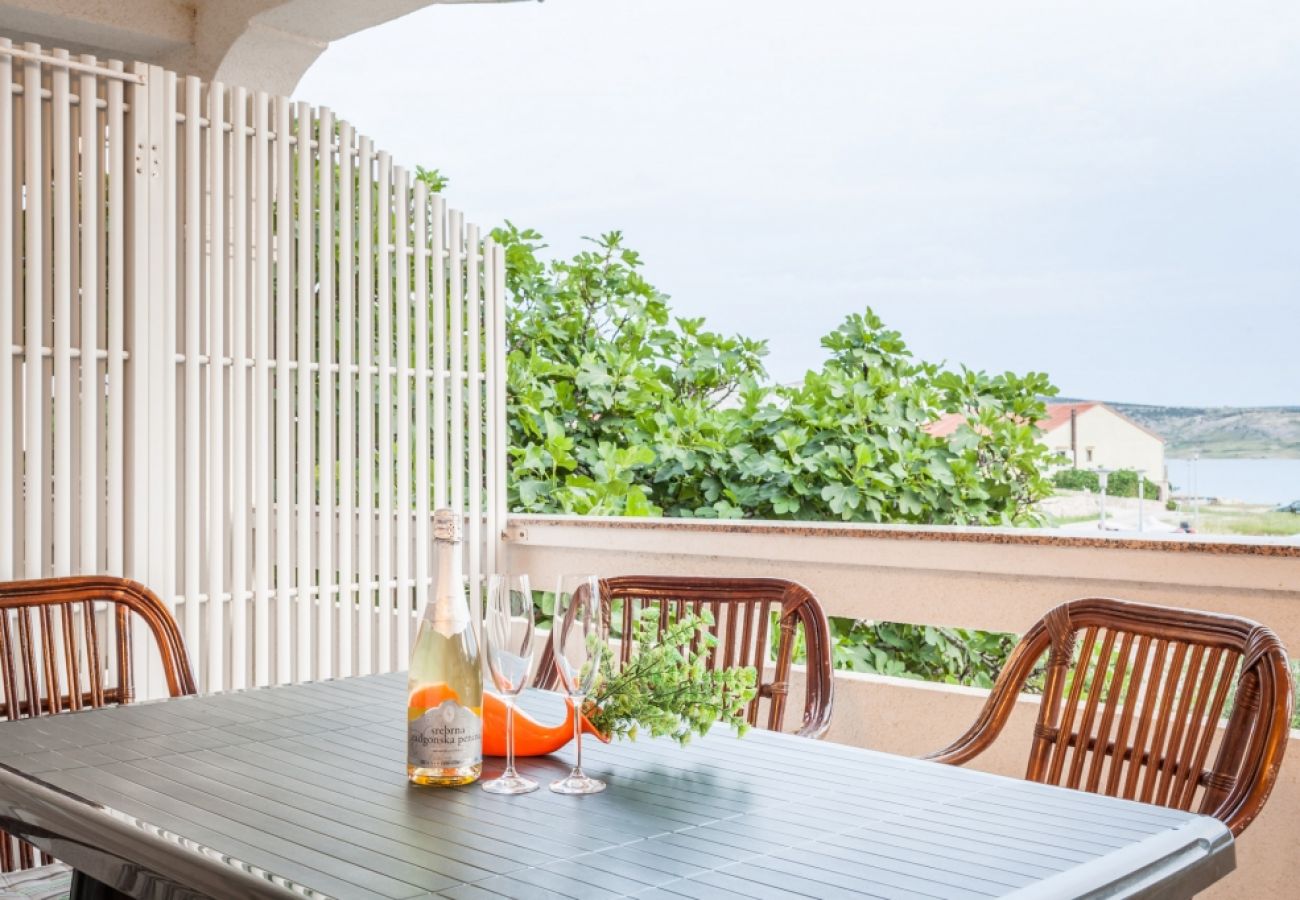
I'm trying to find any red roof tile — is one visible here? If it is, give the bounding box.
[1040,402,1099,433]
[924,412,967,438]
[924,402,1100,438]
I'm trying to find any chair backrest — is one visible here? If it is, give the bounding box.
[535,576,834,738]
[928,597,1292,836]
[0,576,195,870]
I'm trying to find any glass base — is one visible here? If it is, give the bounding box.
[550,771,606,795]
[481,772,539,795]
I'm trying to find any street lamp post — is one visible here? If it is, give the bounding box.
[1135,468,1144,533]
[1096,467,1113,532]
[1191,451,1200,532]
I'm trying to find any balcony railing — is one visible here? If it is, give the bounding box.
[507,514,1300,900]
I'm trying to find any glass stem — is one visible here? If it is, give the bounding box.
[573,693,584,775]
[504,697,517,778]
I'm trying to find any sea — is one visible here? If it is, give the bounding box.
[1167,458,1300,506]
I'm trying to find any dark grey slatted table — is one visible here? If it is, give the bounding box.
[0,672,1233,900]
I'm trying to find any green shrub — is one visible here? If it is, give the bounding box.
[1052,469,1099,492]
[779,616,1043,691]
[1108,470,1161,500]
[1052,468,1158,499]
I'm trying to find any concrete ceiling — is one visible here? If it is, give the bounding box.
[0,0,524,95]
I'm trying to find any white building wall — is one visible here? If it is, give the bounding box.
[1046,406,1165,480]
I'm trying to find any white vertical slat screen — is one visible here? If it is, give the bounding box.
[393,166,411,668]
[0,38,12,584]
[466,224,483,626]
[157,68,176,612]
[206,79,226,693]
[412,181,431,664]
[251,89,271,688]
[316,106,334,683]
[51,48,71,581]
[293,99,313,686]
[0,39,508,696]
[21,44,43,581]
[78,55,100,580]
[229,84,249,692]
[272,94,293,688]
[105,62,126,579]
[336,120,355,682]
[355,136,374,681]
[375,150,394,677]
[181,74,202,669]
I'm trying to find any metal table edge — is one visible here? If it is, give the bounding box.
[0,761,320,900]
[1004,814,1235,900]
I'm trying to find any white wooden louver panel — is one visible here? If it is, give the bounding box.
[0,39,507,696]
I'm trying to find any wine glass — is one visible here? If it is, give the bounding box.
[549,574,607,794]
[481,574,538,794]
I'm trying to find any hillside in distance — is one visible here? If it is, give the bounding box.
[1102,403,1300,459]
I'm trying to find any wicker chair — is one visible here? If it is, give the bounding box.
[534,576,834,738]
[0,576,195,891]
[926,597,1292,836]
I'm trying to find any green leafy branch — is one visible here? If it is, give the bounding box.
[584,609,757,746]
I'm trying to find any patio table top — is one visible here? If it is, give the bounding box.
[0,671,1234,899]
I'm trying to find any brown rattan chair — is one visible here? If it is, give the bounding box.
[926,597,1292,836]
[534,576,834,738]
[0,576,196,877]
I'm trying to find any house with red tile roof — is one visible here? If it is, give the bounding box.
[928,402,1166,483]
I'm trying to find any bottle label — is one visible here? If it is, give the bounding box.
[408,699,482,769]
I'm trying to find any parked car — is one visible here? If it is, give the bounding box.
[1275,500,1300,514]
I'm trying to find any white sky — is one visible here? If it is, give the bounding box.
[296,0,1300,407]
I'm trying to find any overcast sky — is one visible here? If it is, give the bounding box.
[296,0,1299,408]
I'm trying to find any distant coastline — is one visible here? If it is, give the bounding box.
[1169,450,1300,460]
[1054,400,1300,460]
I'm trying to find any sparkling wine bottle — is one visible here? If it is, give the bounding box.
[407,509,483,786]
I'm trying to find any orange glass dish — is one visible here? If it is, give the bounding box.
[481,691,608,757]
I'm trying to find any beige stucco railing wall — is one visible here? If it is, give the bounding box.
[506,515,1300,899]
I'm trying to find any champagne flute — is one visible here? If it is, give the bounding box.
[549,574,607,794]
[481,574,538,794]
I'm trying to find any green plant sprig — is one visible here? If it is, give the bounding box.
[583,609,757,746]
